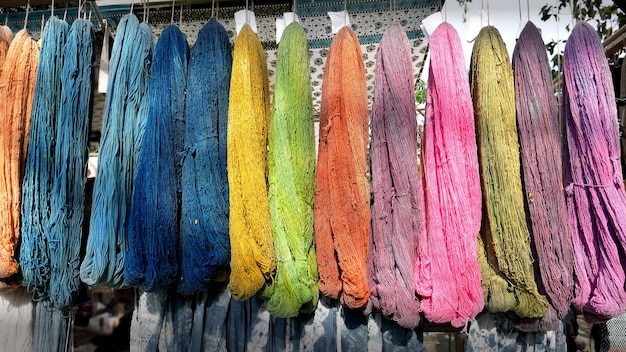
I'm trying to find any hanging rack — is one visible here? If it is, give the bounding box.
[171,0,175,23]
[442,0,446,22]
[143,0,150,23]
[179,0,183,27]
[23,0,30,30]
[245,0,250,23]
[78,0,85,17]
[88,0,107,31]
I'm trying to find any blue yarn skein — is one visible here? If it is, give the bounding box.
[125,24,189,291]
[178,18,232,295]
[19,16,68,299]
[80,14,153,288]
[48,18,95,311]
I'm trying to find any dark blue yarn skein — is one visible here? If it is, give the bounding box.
[178,18,232,295]
[125,24,189,291]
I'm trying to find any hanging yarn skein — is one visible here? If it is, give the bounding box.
[227,24,276,300]
[265,21,319,318]
[563,21,626,323]
[179,18,232,296]
[0,26,13,67]
[470,26,547,319]
[80,14,153,288]
[366,22,420,329]
[414,22,484,328]
[0,29,39,278]
[125,24,189,292]
[19,16,68,299]
[512,21,574,330]
[47,18,95,311]
[315,26,370,309]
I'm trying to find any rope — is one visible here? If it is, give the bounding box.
[470,26,547,319]
[179,18,232,296]
[48,18,95,311]
[265,21,319,318]
[125,24,188,292]
[0,29,39,278]
[80,14,153,288]
[415,22,484,329]
[563,21,626,323]
[367,22,420,329]
[512,21,574,331]
[19,15,68,299]
[227,23,276,300]
[314,26,370,309]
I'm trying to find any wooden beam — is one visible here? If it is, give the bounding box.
[604,23,626,58]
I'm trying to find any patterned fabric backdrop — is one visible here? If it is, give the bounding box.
[8,0,437,132]
[145,0,438,113]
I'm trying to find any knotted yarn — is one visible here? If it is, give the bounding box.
[563,21,626,323]
[512,21,574,330]
[0,26,13,67]
[366,22,420,328]
[47,18,95,311]
[125,24,188,292]
[314,26,370,309]
[470,26,547,318]
[227,24,276,300]
[265,22,319,318]
[179,19,232,296]
[0,29,39,278]
[80,14,153,288]
[19,16,68,299]
[415,22,484,328]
